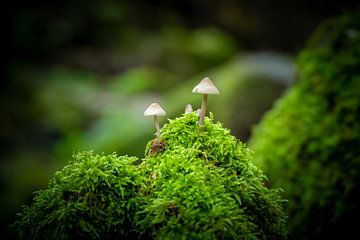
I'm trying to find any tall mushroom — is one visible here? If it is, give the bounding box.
[144,103,166,141]
[192,77,220,126]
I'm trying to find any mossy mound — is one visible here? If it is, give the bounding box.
[14,152,142,239]
[139,113,287,239]
[14,113,287,239]
[249,13,360,239]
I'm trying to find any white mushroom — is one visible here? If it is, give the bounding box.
[144,103,166,141]
[192,77,220,126]
[195,108,201,117]
[184,104,193,114]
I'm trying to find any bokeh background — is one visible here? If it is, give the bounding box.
[1,0,359,239]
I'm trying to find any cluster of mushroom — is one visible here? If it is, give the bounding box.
[144,77,220,141]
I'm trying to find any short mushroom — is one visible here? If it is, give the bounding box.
[195,108,201,117]
[184,104,193,114]
[144,103,166,141]
[192,77,220,126]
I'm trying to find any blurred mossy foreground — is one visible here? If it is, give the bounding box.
[15,113,287,239]
[250,14,360,239]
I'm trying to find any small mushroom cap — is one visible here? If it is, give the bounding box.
[192,77,220,95]
[195,108,201,117]
[184,104,193,114]
[144,103,166,116]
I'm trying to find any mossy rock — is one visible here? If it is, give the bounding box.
[14,113,287,239]
[14,152,142,239]
[139,113,287,239]
[249,13,360,239]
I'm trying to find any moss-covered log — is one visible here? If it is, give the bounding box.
[249,13,360,240]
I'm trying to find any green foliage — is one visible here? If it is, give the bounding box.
[14,152,142,239]
[249,13,360,239]
[139,113,287,239]
[14,114,287,239]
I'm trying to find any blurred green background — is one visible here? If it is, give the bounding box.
[1,0,359,239]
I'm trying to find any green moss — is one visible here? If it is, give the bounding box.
[249,13,360,239]
[14,114,287,239]
[14,152,142,239]
[140,113,287,239]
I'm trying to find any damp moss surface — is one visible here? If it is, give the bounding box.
[249,13,360,240]
[14,152,143,239]
[14,113,287,240]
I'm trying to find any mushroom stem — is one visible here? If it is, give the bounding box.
[154,115,160,140]
[199,94,208,126]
